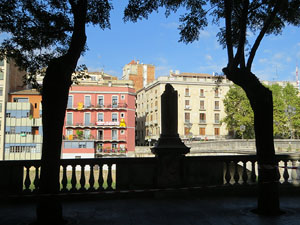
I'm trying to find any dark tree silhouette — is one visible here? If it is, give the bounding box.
[0,1,112,224]
[124,0,300,215]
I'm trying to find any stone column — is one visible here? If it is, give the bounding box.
[151,84,190,187]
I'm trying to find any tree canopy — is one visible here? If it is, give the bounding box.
[223,83,300,139]
[0,0,112,80]
[125,0,300,71]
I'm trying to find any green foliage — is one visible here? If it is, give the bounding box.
[0,0,112,81]
[223,84,254,139]
[224,83,300,139]
[124,1,300,48]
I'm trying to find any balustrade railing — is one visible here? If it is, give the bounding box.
[1,154,300,196]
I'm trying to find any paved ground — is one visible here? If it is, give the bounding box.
[1,194,300,225]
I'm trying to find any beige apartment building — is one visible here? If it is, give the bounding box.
[0,58,24,160]
[136,72,232,145]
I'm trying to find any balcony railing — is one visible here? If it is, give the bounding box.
[65,121,126,128]
[96,148,127,154]
[2,154,300,196]
[67,103,128,110]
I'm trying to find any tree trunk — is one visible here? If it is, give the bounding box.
[35,1,87,224]
[36,56,74,225]
[223,67,281,215]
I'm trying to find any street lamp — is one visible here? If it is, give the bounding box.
[285,105,296,139]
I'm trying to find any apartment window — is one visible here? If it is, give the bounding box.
[79,142,86,148]
[200,100,205,110]
[97,143,103,152]
[0,71,3,80]
[200,89,204,97]
[84,112,91,125]
[0,60,3,66]
[199,127,206,135]
[215,128,220,136]
[90,76,96,81]
[112,143,118,149]
[184,127,190,135]
[97,96,104,107]
[215,89,219,97]
[67,95,73,108]
[185,100,190,109]
[84,129,90,139]
[98,130,103,140]
[112,113,118,122]
[0,87,2,96]
[84,95,91,107]
[112,130,118,140]
[121,95,125,100]
[0,103,2,112]
[66,113,73,125]
[185,88,190,96]
[199,113,206,123]
[120,113,125,118]
[215,113,220,124]
[185,112,190,123]
[97,113,104,122]
[13,97,29,102]
[66,129,73,136]
[112,96,118,108]
[215,101,220,110]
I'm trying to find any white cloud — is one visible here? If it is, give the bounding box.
[273,53,283,59]
[263,49,272,54]
[156,56,168,65]
[286,57,292,63]
[205,54,213,61]
[160,22,179,29]
[297,42,300,47]
[156,65,173,77]
[199,30,211,38]
[258,58,268,63]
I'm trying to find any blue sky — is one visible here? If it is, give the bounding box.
[80,3,300,83]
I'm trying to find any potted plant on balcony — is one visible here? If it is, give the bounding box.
[76,130,83,140]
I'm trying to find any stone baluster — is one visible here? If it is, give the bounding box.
[98,164,104,191]
[33,166,40,192]
[80,164,86,192]
[233,161,240,185]
[71,164,77,191]
[61,165,68,192]
[251,161,257,183]
[291,160,298,185]
[225,161,231,185]
[106,163,113,190]
[24,166,31,192]
[242,161,248,185]
[283,160,289,184]
[89,164,95,191]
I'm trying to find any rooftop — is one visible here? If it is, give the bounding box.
[9,89,40,95]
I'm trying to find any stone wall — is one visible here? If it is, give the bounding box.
[135,139,300,157]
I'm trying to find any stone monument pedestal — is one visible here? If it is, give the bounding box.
[151,135,190,188]
[151,84,190,188]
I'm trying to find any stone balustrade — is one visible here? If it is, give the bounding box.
[1,154,300,196]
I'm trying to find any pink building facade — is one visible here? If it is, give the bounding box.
[62,84,136,159]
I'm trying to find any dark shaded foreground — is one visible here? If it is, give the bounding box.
[1,195,300,225]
